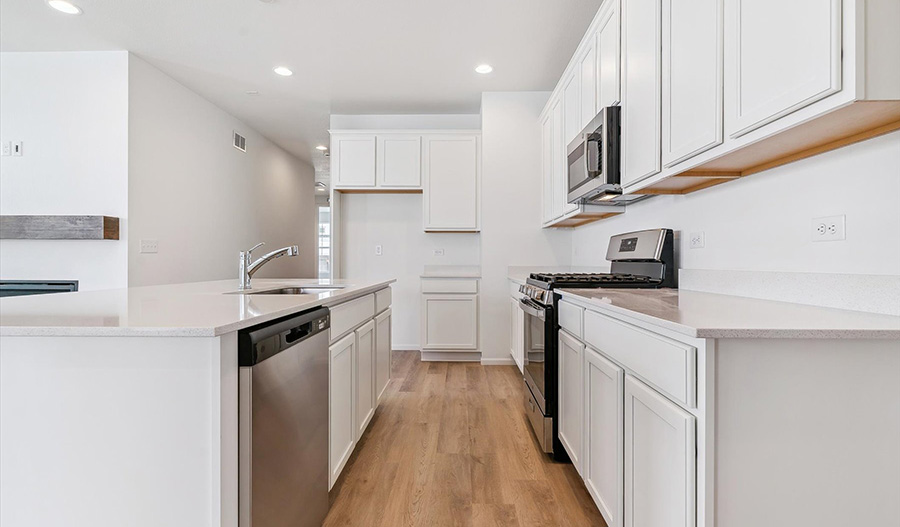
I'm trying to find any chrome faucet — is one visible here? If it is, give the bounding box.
[239,242,299,290]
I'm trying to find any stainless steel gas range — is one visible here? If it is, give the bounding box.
[518,228,676,460]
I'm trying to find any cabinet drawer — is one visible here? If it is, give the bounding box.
[558,300,584,339]
[584,310,696,407]
[330,294,375,342]
[375,287,392,314]
[421,278,478,294]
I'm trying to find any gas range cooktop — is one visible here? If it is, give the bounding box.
[526,272,658,289]
[519,229,677,304]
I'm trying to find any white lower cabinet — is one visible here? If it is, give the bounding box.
[329,332,355,489]
[625,375,696,527]
[421,278,479,354]
[355,320,376,438]
[584,346,625,527]
[329,287,392,489]
[558,329,585,473]
[375,308,392,403]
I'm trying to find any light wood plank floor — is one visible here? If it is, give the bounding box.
[324,351,607,527]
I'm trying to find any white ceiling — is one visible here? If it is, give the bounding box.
[1,0,603,175]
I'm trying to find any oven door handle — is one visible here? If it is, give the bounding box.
[519,298,546,321]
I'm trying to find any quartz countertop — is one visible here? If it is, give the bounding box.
[0,278,395,337]
[557,288,900,339]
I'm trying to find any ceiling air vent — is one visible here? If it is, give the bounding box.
[233,131,247,152]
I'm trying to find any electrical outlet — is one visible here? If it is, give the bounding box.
[1,142,10,156]
[433,248,445,257]
[811,215,846,242]
[12,142,22,156]
[689,231,705,249]
[140,239,159,254]
[375,244,383,256]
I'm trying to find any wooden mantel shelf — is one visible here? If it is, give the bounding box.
[0,215,120,240]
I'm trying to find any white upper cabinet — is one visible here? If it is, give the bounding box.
[580,41,598,130]
[541,109,556,225]
[563,70,582,147]
[377,135,421,187]
[550,98,566,221]
[596,0,622,109]
[625,375,696,527]
[423,135,480,231]
[621,0,662,187]
[662,0,723,167]
[332,134,376,187]
[725,0,841,138]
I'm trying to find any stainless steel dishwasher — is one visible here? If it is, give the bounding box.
[238,306,330,527]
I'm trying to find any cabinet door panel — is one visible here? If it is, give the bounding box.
[726,0,841,137]
[377,135,421,187]
[541,111,555,224]
[625,375,696,527]
[584,347,625,527]
[329,333,355,489]
[355,320,376,437]
[421,295,478,350]
[375,309,392,403]
[423,135,479,231]
[333,134,376,187]
[558,329,584,473]
[597,0,622,109]
[550,99,565,221]
[580,42,598,129]
[622,0,662,187]
[563,71,582,146]
[663,0,723,166]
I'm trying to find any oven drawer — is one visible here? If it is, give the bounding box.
[584,310,696,407]
[524,383,553,453]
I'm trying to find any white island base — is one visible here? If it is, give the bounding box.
[0,278,395,527]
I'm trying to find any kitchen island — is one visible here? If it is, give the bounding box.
[0,278,394,527]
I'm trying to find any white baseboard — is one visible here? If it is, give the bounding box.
[420,351,481,362]
[481,357,516,366]
[392,345,421,351]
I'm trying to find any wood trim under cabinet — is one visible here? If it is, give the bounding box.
[0,215,120,240]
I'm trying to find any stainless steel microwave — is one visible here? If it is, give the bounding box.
[567,106,621,203]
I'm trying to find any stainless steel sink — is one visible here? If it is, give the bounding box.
[245,286,345,295]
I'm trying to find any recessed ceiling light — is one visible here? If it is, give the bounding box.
[475,64,493,74]
[47,0,82,14]
[245,90,260,96]
[273,66,293,77]
[315,145,328,151]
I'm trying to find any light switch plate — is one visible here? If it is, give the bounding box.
[1,142,10,156]
[140,239,159,254]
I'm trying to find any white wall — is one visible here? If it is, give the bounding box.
[571,130,900,276]
[341,193,480,348]
[128,54,317,286]
[0,51,129,291]
[479,92,572,362]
